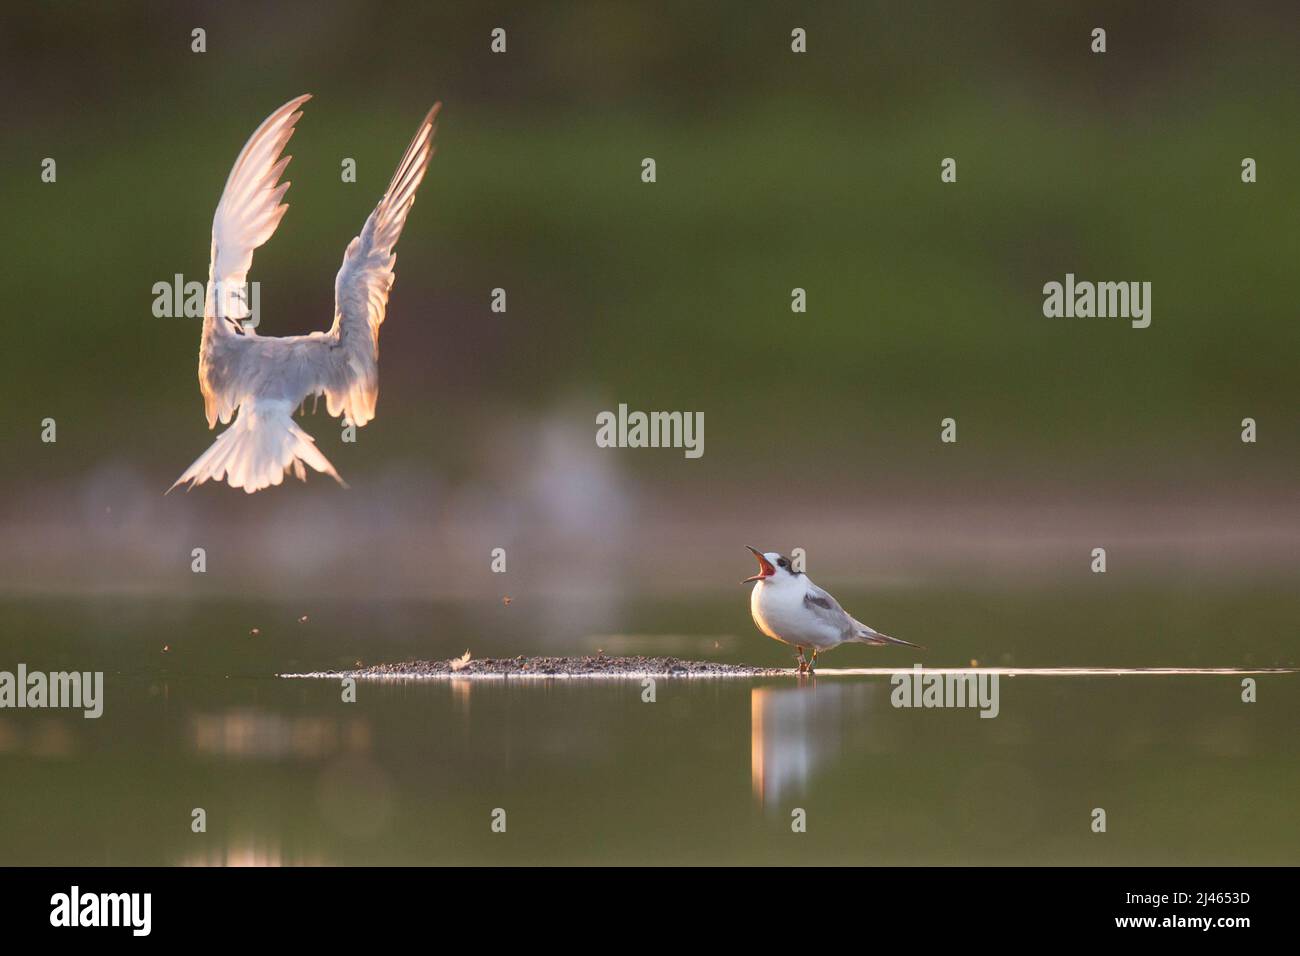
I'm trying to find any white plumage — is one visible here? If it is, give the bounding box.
[744,547,921,672]
[170,94,439,494]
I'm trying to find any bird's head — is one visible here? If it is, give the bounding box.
[743,546,796,584]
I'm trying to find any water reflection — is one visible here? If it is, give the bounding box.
[451,677,472,716]
[179,837,329,867]
[750,681,878,809]
[190,709,371,759]
[0,718,78,757]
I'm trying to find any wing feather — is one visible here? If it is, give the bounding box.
[803,584,858,640]
[206,94,311,330]
[325,103,440,427]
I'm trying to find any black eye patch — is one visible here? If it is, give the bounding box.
[777,558,788,568]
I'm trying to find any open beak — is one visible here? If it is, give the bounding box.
[742,546,776,583]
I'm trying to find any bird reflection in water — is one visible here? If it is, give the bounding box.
[750,681,876,809]
[190,709,371,759]
[178,837,329,867]
[451,677,472,718]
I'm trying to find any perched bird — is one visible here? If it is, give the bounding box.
[744,546,920,673]
[169,94,440,493]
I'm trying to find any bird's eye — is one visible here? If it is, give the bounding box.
[777,559,788,569]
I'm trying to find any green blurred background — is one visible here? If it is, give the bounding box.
[0,1,1295,598]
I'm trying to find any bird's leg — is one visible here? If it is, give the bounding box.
[795,645,807,675]
[807,649,818,674]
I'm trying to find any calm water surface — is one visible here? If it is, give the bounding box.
[1,588,1295,865]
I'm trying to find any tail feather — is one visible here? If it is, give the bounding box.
[857,627,925,650]
[168,400,346,494]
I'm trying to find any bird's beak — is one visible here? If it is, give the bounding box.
[743,546,776,583]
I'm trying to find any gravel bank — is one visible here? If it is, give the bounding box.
[280,655,790,679]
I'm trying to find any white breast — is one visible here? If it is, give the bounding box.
[750,578,845,650]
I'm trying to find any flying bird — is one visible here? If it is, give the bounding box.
[169,94,440,493]
[744,546,921,673]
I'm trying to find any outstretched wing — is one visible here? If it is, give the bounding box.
[206,94,310,332]
[326,103,440,428]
